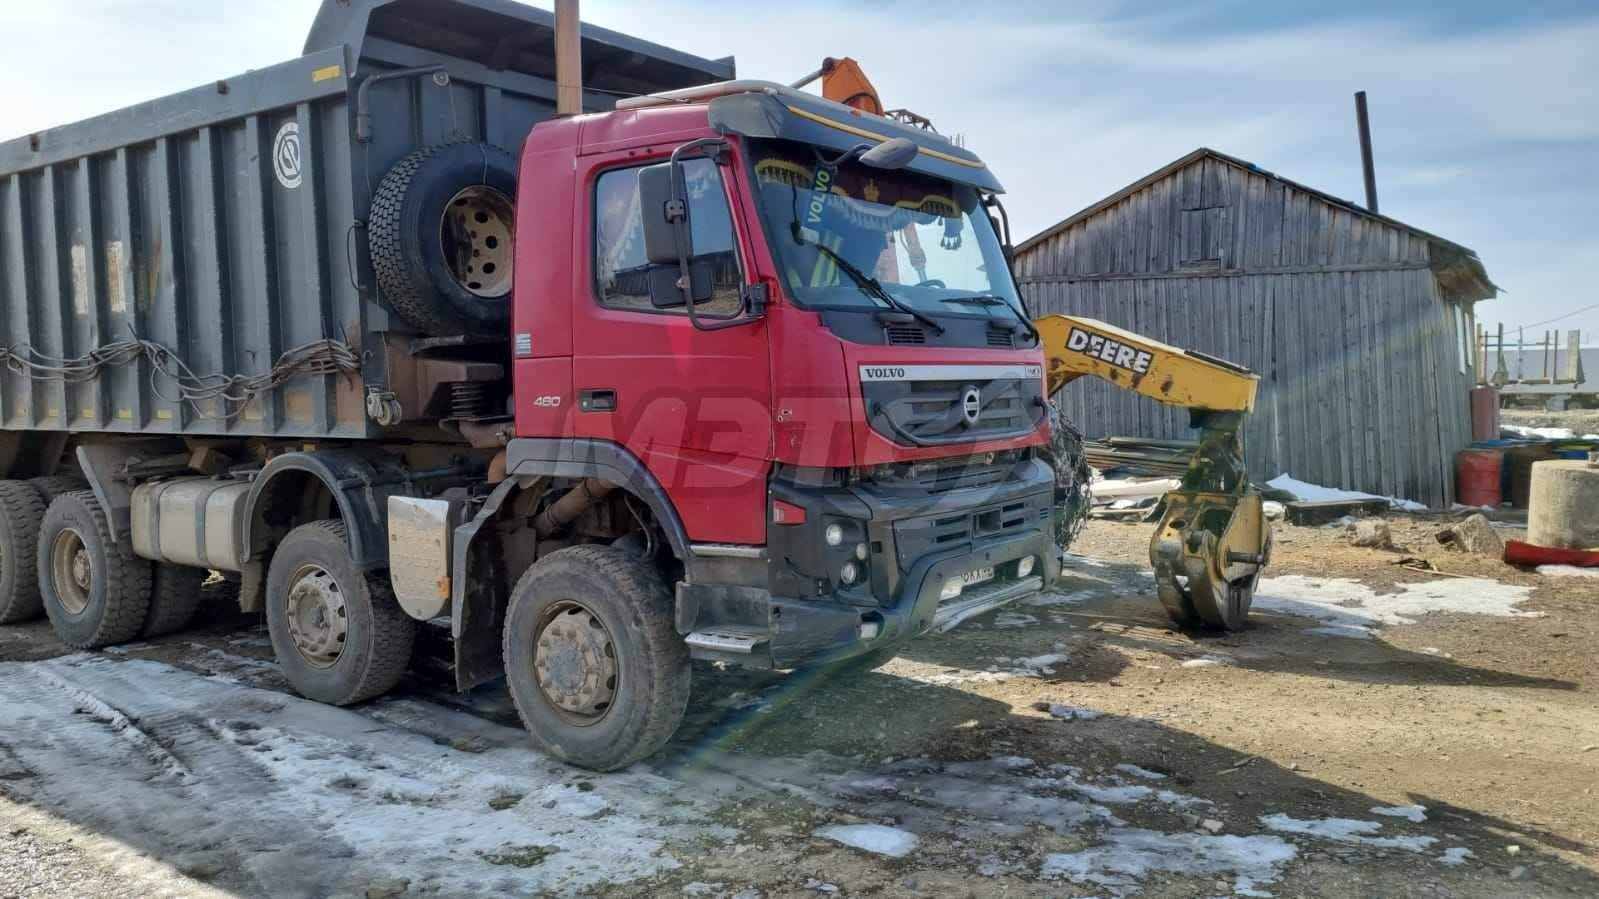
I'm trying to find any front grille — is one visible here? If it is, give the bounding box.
[865,379,1043,446]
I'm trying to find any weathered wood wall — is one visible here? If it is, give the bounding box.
[1016,154,1475,508]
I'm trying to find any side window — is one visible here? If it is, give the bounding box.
[594,158,743,315]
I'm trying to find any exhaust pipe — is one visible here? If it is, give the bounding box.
[1354,90,1379,214]
[535,478,615,537]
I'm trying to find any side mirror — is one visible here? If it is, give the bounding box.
[638,162,689,266]
[859,137,919,170]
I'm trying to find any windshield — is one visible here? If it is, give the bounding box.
[750,141,1024,321]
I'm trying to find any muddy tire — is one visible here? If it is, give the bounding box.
[369,142,518,337]
[265,520,415,705]
[142,564,207,638]
[37,491,152,648]
[503,545,690,771]
[0,481,48,624]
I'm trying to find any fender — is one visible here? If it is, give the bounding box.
[243,449,408,570]
[504,437,694,568]
[447,439,700,691]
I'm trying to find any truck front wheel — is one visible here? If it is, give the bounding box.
[36,491,152,648]
[502,545,690,771]
[264,520,416,705]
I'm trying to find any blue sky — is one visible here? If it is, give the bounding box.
[2,0,1594,340]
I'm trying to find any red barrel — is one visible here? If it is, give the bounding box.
[1456,449,1504,507]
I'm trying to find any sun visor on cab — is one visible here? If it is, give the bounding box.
[706,91,1005,194]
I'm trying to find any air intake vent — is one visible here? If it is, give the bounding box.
[885,326,927,345]
[986,327,1015,348]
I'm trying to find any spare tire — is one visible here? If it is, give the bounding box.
[369,142,517,337]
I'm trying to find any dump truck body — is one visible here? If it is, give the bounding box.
[0,0,730,441]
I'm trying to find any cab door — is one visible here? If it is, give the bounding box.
[570,145,773,546]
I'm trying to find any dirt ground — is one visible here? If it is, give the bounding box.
[1,514,1596,898]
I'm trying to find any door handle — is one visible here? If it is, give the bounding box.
[579,389,617,413]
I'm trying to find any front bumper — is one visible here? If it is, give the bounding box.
[676,456,1059,668]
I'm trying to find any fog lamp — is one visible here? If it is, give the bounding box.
[1017,555,1036,578]
[840,561,861,585]
[940,578,963,601]
[855,543,868,561]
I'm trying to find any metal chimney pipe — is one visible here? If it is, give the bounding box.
[1354,91,1379,213]
[555,0,582,117]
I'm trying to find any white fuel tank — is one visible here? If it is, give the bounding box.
[130,477,251,571]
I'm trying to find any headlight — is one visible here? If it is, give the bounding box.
[840,561,861,585]
[825,523,845,547]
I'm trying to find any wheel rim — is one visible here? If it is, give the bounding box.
[50,529,92,617]
[533,600,617,726]
[440,186,514,298]
[284,565,348,669]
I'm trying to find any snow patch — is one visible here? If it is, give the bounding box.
[1180,655,1233,669]
[1538,564,1599,579]
[1022,589,1099,608]
[1501,424,1575,439]
[1043,704,1103,721]
[1267,473,1427,512]
[1041,828,1297,897]
[1114,763,1167,781]
[0,655,729,896]
[1254,574,1538,636]
[1439,846,1474,866]
[815,824,920,858]
[1260,813,1437,851]
[1370,804,1427,823]
[991,611,1039,629]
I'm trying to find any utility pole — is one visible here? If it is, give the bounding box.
[555,0,582,117]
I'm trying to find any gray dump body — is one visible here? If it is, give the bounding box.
[0,0,731,441]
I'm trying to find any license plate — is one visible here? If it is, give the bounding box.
[958,566,995,587]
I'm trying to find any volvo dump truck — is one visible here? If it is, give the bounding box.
[0,0,1056,770]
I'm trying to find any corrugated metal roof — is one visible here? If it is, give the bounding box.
[1017,147,1497,302]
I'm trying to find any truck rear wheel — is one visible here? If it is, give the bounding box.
[502,545,690,771]
[369,141,518,337]
[265,520,415,705]
[28,475,88,503]
[0,481,47,624]
[37,491,152,648]
[143,564,207,638]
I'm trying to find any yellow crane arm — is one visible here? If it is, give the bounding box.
[1033,313,1272,633]
[1034,315,1259,413]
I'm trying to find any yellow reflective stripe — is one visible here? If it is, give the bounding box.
[783,105,984,170]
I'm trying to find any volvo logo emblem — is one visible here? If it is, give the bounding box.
[960,386,982,426]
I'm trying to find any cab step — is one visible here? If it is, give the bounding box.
[684,626,769,654]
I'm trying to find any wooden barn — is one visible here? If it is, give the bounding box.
[1015,148,1497,508]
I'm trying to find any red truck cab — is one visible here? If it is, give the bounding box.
[494,82,1058,693]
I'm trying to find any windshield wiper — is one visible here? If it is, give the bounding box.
[790,224,945,334]
[941,295,1040,342]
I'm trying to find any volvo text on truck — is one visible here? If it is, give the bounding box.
[0,0,1056,769]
